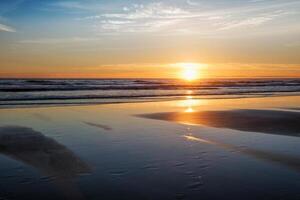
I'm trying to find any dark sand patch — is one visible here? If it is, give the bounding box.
[83,121,112,131]
[138,109,300,137]
[183,135,300,173]
[0,126,90,177]
[0,126,91,200]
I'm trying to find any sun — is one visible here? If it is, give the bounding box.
[178,63,200,81]
[183,68,197,81]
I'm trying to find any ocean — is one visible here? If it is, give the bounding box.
[1,78,300,107]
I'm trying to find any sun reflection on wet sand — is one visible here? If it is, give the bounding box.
[185,107,195,113]
[183,135,216,145]
[179,93,204,113]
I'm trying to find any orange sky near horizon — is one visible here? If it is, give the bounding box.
[1,63,300,79]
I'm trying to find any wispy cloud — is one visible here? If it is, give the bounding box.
[217,11,293,30]
[0,23,15,32]
[76,1,299,35]
[0,0,26,33]
[102,3,189,20]
[95,2,191,33]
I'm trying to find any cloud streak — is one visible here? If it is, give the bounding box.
[76,1,299,34]
[96,3,190,33]
[216,11,293,30]
[0,23,15,32]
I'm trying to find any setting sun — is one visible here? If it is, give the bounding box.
[178,63,201,81]
[183,69,197,81]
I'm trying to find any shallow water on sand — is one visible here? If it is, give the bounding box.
[0,96,300,200]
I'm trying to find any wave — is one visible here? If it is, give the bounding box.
[1,78,300,92]
[0,78,300,105]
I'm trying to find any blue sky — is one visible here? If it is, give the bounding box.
[0,0,300,78]
[2,0,300,36]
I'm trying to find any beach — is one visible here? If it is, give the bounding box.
[0,95,300,199]
[1,0,300,199]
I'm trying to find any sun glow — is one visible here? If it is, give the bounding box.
[177,63,201,81]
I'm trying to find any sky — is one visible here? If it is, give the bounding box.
[0,0,300,79]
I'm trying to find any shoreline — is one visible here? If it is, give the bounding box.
[1,92,300,110]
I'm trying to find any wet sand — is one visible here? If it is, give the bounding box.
[0,95,300,200]
[182,135,300,173]
[138,108,300,173]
